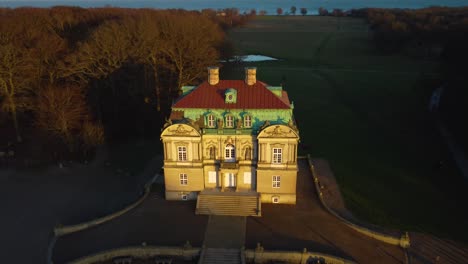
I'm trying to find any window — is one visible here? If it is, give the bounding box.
[273,175,281,188]
[272,148,282,164]
[225,144,235,161]
[208,171,217,183]
[244,115,252,128]
[207,115,215,127]
[272,196,280,203]
[243,172,251,184]
[180,173,188,185]
[178,146,187,161]
[226,115,234,127]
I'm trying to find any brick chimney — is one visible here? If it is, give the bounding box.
[208,66,219,85]
[245,67,256,85]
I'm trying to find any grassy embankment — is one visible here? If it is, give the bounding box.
[226,15,468,242]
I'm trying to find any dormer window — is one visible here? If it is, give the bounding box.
[225,88,237,103]
[244,115,252,128]
[207,114,216,128]
[225,115,234,128]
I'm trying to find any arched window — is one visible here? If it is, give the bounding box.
[244,146,252,160]
[225,144,235,162]
[207,115,215,128]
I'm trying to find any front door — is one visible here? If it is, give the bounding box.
[224,173,236,188]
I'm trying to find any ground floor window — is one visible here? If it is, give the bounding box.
[272,175,281,188]
[180,173,188,185]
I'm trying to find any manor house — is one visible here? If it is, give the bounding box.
[160,67,299,216]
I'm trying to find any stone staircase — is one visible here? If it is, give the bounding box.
[410,233,468,264]
[199,248,241,264]
[196,191,261,217]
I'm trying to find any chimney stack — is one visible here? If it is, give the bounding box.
[208,66,219,85]
[245,67,256,85]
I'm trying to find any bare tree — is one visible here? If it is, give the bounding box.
[0,44,33,142]
[35,85,88,151]
[158,12,223,93]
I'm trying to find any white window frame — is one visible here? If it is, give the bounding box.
[180,173,188,185]
[272,175,281,188]
[178,146,187,161]
[272,148,282,164]
[207,115,215,128]
[244,115,252,128]
[225,115,234,128]
[225,144,235,161]
[243,172,251,184]
[208,171,217,183]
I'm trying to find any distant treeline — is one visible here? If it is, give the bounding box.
[319,6,468,152]
[0,7,252,160]
[319,7,468,58]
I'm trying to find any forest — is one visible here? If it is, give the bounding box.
[0,7,250,163]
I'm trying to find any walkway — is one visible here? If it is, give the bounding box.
[54,159,465,264]
[203,216,246,248]
[200,216,246,264]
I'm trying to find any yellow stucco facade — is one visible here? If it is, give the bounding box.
[160,67,300,215]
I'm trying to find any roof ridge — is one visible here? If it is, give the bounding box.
[172,80,290,109]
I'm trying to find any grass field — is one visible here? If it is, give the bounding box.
[226,16,468,242]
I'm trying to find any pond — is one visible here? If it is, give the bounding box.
[230,55,279,62]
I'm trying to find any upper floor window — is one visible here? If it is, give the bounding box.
[244,115,252,128]
[178,146,187,161]
[225,115,234,128]
[273,175,281,188]
[207,115,216,128]
[180,173,188,185]
[225,144,235,162]
[272,148,282,164]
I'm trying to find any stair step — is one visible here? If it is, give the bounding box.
[196,193,260,217]
[202,248,241,264]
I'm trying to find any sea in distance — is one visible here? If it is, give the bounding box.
[1,0,467,14]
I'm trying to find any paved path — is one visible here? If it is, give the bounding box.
[246,159,407,264]
[0,144,161,264]
[51,159,468,264]
[312,158,468,264]
[203,216,246,248]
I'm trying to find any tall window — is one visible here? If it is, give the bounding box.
[207,115,215,127]
[273,175,281,188]
[226,115,234,128]
[178,146,187,161]
[244,115,252,128]
[180,173,188,185]
[272,148,282,164]
[225,144,235,161]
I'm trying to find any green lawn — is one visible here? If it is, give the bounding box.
[226,16,468,242]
